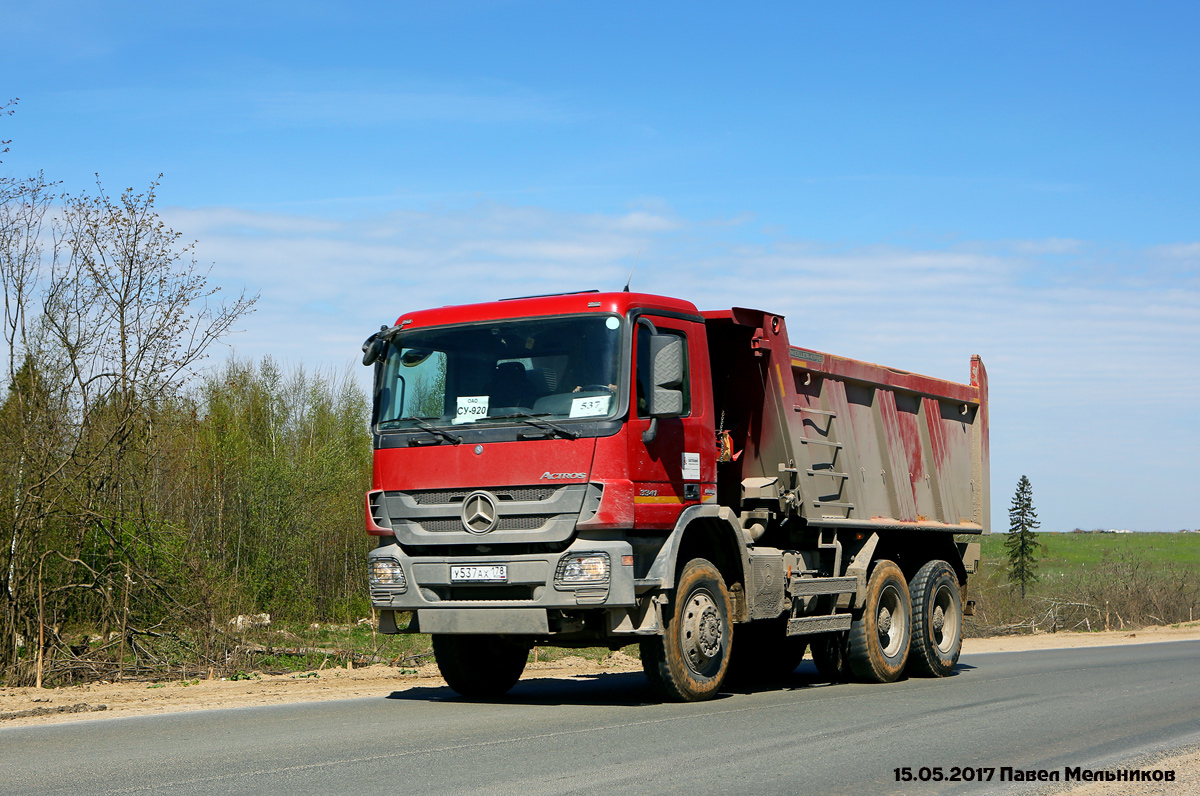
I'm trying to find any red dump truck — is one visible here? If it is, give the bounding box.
[363,291,988,701]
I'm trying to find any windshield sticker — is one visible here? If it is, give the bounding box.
[453,395,490,424]
[569,394,611,418]
[605,317,620,330]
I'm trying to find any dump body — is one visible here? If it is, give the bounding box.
[704,307,989,535]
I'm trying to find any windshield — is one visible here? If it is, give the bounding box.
[375,314,623,431]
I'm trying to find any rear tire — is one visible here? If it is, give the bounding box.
[640,558,732,702]
[725,618,808,686]
[432,634,531,698]
[907,560,963,677]
[847,560,912,683]
[810,632,850,682]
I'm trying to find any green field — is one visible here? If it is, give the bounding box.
[977,531,1200,577]
[965,531,1200,634]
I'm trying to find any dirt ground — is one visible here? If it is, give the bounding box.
[4,623,1200,784]
[1040,744,1200,796]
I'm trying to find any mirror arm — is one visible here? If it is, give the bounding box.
[638,316,659,442]
[362,324,390,366]
[642,417,658,444]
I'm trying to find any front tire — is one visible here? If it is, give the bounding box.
[907,560,963,677]
[641,558,732,702]
[847,560,912,683]
[432,634,531,698]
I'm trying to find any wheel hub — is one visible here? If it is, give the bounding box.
[876,584,906,658]
[931,583,958,654]
[878,605,893,634]
[682,589,724,672]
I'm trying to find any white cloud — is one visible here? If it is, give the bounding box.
[1148,242,1200,261]
[167,201,1200,533]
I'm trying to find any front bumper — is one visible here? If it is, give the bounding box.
[367,538,636,621]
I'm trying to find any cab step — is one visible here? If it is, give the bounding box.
[786,614,853,635]
[787,575,857,597]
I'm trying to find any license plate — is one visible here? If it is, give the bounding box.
[451,565,507,583]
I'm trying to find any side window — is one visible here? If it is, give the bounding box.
[636,328,690,418]
[399,349,448,418]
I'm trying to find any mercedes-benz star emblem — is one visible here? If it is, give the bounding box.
[461,491,499,534]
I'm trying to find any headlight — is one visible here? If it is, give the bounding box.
[555,552,610,586]
[369,558,407,592]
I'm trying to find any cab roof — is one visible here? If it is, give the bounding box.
[392,291,702,330]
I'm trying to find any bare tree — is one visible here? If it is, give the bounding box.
[0,144,61,678]
[0,97,15,163]
[1,168,257,683]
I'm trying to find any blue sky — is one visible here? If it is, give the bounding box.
[4,1,1199,532]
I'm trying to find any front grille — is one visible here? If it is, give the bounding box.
[497,516,549,530]
[368,492,390,528]
[417,516,549,533]
[407,489,469,505]
[381,483,593,545]
[404,486,556,505]
[495,487,557,502]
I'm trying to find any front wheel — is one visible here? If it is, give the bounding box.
[641,558,732,702]
[432,634,531,699]
[847,560,912,683]
[907,560,963,677]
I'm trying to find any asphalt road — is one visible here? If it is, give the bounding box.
[3,641,1199,796]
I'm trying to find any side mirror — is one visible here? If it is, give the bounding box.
[362,325,392,366]
[362,337,388,366]
[647,335,685,417]
[641,332,686,444]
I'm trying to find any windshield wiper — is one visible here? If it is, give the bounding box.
[491,412,579,441]
[405,418,462,445]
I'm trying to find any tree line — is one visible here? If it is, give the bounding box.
[1,106,372,685]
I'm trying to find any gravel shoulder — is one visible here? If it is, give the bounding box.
[1039,744,1200,796]
[3,623,1199,732]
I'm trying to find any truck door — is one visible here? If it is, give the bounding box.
[627,316,710,530]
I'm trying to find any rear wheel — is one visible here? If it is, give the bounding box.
[847,560,912,683]
[641,558,732,702]
[432,634,531,698]
[810,632,850,682]
[725,618,808,686]
[907,560,963,677]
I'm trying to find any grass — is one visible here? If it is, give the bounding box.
[237,619,638,674]
[9,611,646,688]
[977,531,1200,578]
[241,618,434,674]
[528,645,639,664]
[29,532,1195,685]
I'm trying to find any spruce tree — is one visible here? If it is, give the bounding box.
[1005,475,1041,598]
